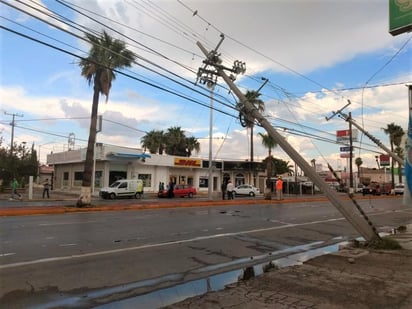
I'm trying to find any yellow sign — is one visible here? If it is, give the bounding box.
[174,158,201,168]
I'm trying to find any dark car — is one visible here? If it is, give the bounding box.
[362,182,387,196]
[158,184,197,198]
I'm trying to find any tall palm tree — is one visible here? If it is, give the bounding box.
[77,31,136,206]
[141,130,165,154]
[185,136,201,157]
[164,126,187,156]
[239,90,265,186]
[259,132,277,199]
[383,123,405,188]
[355,157,363,184]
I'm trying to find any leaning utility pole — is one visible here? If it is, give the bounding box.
[197,37,379,242]
[326,100,404,167]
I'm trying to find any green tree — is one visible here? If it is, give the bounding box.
[185,136,200,157]
[259,132,278,199]
[383,123,405,188]
[141,130,165,154]
[355,157,363,182]
[239,90,265,186]
[78,30,136,206]
[0,138,38,190]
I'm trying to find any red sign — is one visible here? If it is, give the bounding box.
[336,130,350,137]
[380,154,390,166]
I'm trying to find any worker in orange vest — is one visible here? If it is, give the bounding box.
[276,176,283,200]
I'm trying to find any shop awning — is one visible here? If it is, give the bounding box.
[108,152,151,159]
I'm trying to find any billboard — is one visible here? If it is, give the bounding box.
[389,0,412,36]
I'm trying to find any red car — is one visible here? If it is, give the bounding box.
[158,184,197,198]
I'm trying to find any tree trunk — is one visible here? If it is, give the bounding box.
[77,77,100,207]
[250,125,254,186]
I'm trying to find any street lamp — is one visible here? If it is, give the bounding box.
[375,155,380,169]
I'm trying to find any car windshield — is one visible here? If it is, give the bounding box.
[109,181,121,188]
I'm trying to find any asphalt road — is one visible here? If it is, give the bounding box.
[0,197,410,308]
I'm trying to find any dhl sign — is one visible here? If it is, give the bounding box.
[174,158,201,168]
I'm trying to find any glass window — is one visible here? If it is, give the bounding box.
[74,171,83,187]
[199,177,208,188]
[138,174,151,187]
[63,172,69,186]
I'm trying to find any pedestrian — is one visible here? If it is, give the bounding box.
[226,180,234,200]
[221,181,227,200]
[11,178,22,200]
[43,178,50,198]
[276,176,283,200]
[167,180,175,198]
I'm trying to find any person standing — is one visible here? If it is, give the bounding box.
[43,178,50,198]
[226,180,234,200]
[221,181,227,200]
[276,176,283,200]
[11,178,22,200]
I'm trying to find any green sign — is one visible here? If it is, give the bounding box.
[389,0,412,36]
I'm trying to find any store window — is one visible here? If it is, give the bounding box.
[138,174,151,187]
[63,172,69,187]
[74,171,83,187]
[95,171,102,188]
[235,173,245,187]
[199,177,208,188]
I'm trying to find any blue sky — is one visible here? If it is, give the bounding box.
[0,0,411,171]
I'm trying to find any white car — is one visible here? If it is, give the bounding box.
[233,184,259,197]
[394,183,405,195]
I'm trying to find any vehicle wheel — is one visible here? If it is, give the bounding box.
[134,193,140,199]
[109,193,116,200]
[188,192,193,198]
[249,192,255,197]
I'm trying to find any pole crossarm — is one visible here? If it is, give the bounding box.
[196,41,380,242]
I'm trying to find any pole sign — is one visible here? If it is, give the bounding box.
[389,0,412,36]
[336,129,358,142]
[340,146,353,152]
[380,154,390,166]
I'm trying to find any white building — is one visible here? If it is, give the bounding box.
[47,144,263,195]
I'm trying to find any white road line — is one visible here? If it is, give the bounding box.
[0,210,403,270]
[38,221,98,226]
[59,243,77,247]
[0,253,16,257]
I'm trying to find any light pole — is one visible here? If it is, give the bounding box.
[207,81,215,201]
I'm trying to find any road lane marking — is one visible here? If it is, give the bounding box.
[0,210,403,270]
[0,253,15,257]
[59,243,77,247]
[38,221,98,226]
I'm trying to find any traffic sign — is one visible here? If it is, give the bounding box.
[340,146,352,152]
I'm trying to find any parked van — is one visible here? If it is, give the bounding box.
[100,179,143,199]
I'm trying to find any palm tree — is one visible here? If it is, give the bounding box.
[383,123,405,188]
[355,157,363,184]
[141,130,165,154]
[259,132,277,199]
[77,31,136,206]
[185,136,200,157]
[395,146,405,183]
[164,126,187,156]
[239,90,265,186]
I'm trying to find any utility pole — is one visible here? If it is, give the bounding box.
[349,112,354,193]
[4,111,23,155]
[326,100,404,167]
[197,37,379,242]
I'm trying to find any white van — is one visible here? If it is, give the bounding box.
[100,179,143,199]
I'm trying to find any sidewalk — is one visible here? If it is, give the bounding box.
[165,226,412,309]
